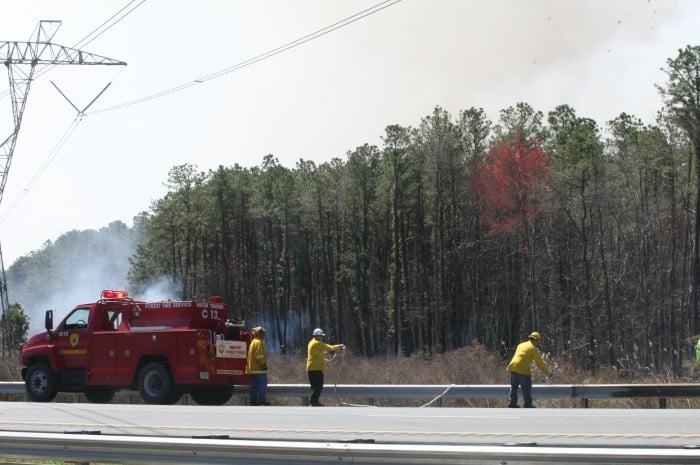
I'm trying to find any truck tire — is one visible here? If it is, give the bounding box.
[84,387,115,403]
[25,363,57,402]
[190,385,234,405]
[138,362,175,404]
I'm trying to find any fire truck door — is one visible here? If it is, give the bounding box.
[88,309,121,384]
[114,333,137,384]
[55,307,91,370]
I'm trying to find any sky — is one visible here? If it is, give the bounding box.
[0,0,699,268]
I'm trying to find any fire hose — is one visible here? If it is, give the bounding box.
[326,346,456,408]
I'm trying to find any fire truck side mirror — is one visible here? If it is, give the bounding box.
[44,310,54,332]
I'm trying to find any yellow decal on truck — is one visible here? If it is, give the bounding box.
[59,349,87,355]
[215,340,246,359]
[69,333,80,347]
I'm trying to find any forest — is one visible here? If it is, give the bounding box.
[6,45,700,377]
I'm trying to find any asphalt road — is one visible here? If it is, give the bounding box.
[0,401,699,449]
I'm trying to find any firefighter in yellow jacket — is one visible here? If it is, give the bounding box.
[507,331,548,408]
[246,326,269,405]
[306,328,344,406]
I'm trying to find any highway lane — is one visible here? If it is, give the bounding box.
[0,401,699,448]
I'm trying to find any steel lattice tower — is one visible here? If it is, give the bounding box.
[0,20,126,352]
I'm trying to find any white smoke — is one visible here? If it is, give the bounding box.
[6,222,137,334]
[132,276,182,303]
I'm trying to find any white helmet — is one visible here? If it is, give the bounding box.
[313,328,325,337]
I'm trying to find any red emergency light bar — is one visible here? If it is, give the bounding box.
[101,290,129,299]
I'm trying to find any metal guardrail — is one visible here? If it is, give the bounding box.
[258,383,700,399]
[2,382,700,407]
[2,431,700,465]
[0,382,24,395]
[256,383,700,408]
[235,383,700,408]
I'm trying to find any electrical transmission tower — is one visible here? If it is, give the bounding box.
[0,20,126,353]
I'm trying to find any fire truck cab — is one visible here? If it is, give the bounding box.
[20,290,251,405]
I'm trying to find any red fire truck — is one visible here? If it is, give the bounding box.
[20,290,251,405]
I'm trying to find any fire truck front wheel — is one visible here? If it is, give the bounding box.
[25,363,57,402]
[138,362,175,404]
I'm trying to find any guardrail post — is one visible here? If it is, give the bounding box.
[659,398,666,409]
[580,398,589,408]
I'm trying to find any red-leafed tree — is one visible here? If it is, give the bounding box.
[476,135,553,233]
[475,134,554,336]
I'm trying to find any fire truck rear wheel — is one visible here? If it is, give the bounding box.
[138,362,175,404]
[25,363,57,402]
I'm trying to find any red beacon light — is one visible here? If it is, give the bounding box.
[101,289,129,300]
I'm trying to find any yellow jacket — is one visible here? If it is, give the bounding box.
[306,338,343,371]
[246,336,267,374]
[507,340,548,376]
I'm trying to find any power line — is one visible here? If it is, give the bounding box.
[0,1,143,224]
[91,0,403,114]
[0,0,146,100]
[0,116,82,224]
[0,0,403,224]
[72,0,147,51]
